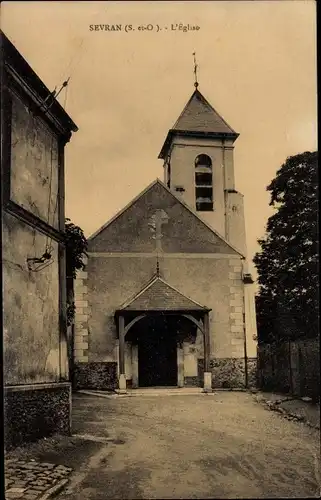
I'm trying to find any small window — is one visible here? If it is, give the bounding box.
[195,154,213,211]
[195,154,212,168]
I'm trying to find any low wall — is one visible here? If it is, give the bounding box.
[72,359,257,390]
[73,362,117,390]
[4,383,71,450]
[198,357,257,389]
[257,338,320,400]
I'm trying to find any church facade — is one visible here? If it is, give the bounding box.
[73,87,258,392]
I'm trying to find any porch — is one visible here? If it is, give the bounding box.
[114,276,212,393]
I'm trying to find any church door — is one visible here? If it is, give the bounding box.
[138,316,178,387]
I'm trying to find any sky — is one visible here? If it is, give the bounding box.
[2,1,317,277]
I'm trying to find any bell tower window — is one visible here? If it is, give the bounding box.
[195,154,213,211]
[167,162,171,188]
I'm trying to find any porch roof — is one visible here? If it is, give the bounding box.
[116,276,210,313]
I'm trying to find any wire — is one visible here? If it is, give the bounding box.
[45,134,54,255]
[60,38,84,84]
[63,81,69,111]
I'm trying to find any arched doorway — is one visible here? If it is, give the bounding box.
[126,314,197,387]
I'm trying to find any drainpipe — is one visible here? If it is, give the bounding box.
[222,140,229,240]
[241,258,249,389]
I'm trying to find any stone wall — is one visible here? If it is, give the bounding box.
[73,362,117,390]
[4,383,71,450]
[247,357,258,389]
[198,358,247,388]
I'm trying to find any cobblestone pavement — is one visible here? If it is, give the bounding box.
[5,458,72,499]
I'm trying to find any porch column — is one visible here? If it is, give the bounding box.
[118,315,127,393]
[177,342,184,388]
[132,344,139,389]
[203,312,212,392]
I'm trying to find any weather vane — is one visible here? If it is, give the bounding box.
[192,52,199,88]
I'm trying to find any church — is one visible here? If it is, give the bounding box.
[73,81,258,393]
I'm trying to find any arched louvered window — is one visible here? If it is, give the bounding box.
[195,154,213,211]
[167,162,171,188]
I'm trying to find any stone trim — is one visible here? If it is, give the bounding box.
[88,252,241,259]
[229,259,245,343]
[74,269,89,363]
[4,382,71,393]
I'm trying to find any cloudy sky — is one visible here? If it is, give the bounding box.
[2,1,317,276]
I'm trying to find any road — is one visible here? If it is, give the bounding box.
[59,391,320,499]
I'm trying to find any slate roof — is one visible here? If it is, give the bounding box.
[158,89,238,159]
[2,31,78,135]
[118,276,210,312]
[88,178,243,257]
[173,89,237,135]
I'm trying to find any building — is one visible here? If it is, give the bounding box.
[73,83,257,392]
[1,32,78,447]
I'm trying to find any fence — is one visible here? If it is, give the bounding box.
[257,337,320,401]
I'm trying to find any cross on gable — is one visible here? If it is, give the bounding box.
[148,209,169,251]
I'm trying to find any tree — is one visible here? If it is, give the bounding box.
[65,218,88,326]
[254,151,318,344]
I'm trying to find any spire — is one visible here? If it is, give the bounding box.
[158,58,239,159]
[192,52,199,89]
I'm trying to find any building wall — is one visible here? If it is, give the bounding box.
[74,253,249,388]
[168,137,226,236]
[3,212,62,384]
[3,89,66,386]
[2,33,76,447]
[10,92,59,229]
[226,191,247,257]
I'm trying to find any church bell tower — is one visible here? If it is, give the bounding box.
[158,70,247,257]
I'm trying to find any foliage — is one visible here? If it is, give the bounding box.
[67,301,76,328]
[65,218,88,280]
[254,151,318,344]
[65,218,88,326]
